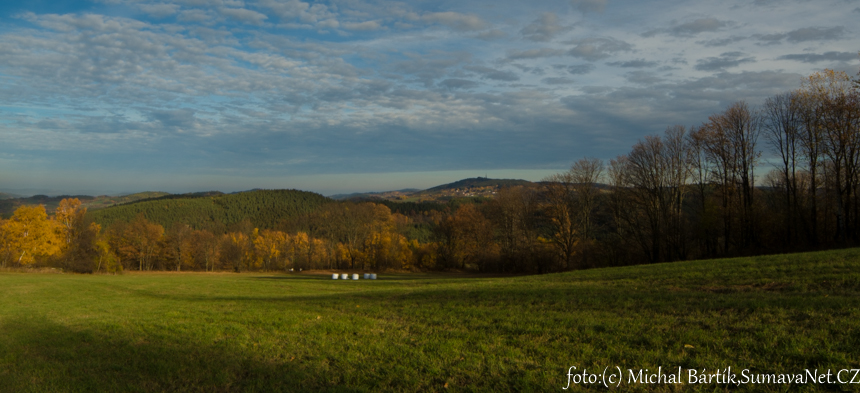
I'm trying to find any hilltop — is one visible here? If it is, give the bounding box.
[425,177,531,192]
[332,177,533,202]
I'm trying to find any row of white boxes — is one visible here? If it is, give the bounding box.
[332,273,377,280]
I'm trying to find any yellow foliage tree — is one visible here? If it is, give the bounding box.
[1,205,63,266]
[55,198,84,246]
[254,229,288,271]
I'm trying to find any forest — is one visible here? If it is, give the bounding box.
[1,69,859,274]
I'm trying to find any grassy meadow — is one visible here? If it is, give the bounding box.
[1,249,859,392]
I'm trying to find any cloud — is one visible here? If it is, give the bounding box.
[625,71,663,85]
[777,51,859,63]
[258,0,335,27]
[343,20,382,31]
[505,48,566,60]
[645,17,730,38]
[785,26,845,42]
[474,29,506,40]
[178,9,217,23]
[745,26,846,45]
[570,0,608,14]
[438,78,479,89]
[670,18,726,36]
[422,12,487,31]
[565,64,594,74]
[566,37,632,61]
[695,52,756,71]
[220,8,268,25]
[138,3,180,18]
[392,52,472,86]
[147,108,199,129]
[464,66,520,81]
[542,77,575,85]
[608,59,658,68]
[521,12,571,42]
[5,0,859,195]
[697,36,746,47]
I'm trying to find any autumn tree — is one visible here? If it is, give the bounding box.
[487,186,549,272]
[313,202,385,269]
[113,214,164,271]
[164,222,193,271]
[94,235,122,274]
[219,233,245,272]
[190,229,220,272]
[255,229,288,271]
[62,218,103,273]
[55,198,85,246]
[0,205,63,266]
[433,203,496,271]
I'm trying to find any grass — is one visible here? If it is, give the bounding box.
[1,250,859,392]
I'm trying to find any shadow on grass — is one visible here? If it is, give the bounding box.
[0,317,359,393]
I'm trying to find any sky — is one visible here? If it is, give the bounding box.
[1,0,858,196]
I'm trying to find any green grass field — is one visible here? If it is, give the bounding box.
[1,249,859,392]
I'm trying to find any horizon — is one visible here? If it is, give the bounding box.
[0,169,562,197]
[2,0,858,195]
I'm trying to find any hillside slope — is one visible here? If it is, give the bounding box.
[88,189,331,231]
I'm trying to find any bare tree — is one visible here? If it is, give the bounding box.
[763,92,803,246]
[802,70,860,243]
[701,101,762,252]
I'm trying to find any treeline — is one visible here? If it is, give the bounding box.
[1,69,858,274]
[0,198,423,273]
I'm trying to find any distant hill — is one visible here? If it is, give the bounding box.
[331,177,534,204]
[425,177,532,192]
[82,192,173,210]
[0,194,95,217]
[0,192,22,200]
[0,192,172,217]
[88,189,332,231]
[330,189,420,201]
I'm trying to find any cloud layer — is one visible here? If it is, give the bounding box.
[0,0,858,194]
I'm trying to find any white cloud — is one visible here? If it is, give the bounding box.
[566,37,633,61]
[3,0,860,194]
[422,12,487,31]
[670,18,727,36]
[521,12,571,42]
[219,7,268,25]
[343,20,382,31]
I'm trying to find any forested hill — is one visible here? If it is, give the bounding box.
[0,191,172,217]
[88,189,332,232]
[425,177,531,192]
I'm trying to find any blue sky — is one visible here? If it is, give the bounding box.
[1,0,858,196]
